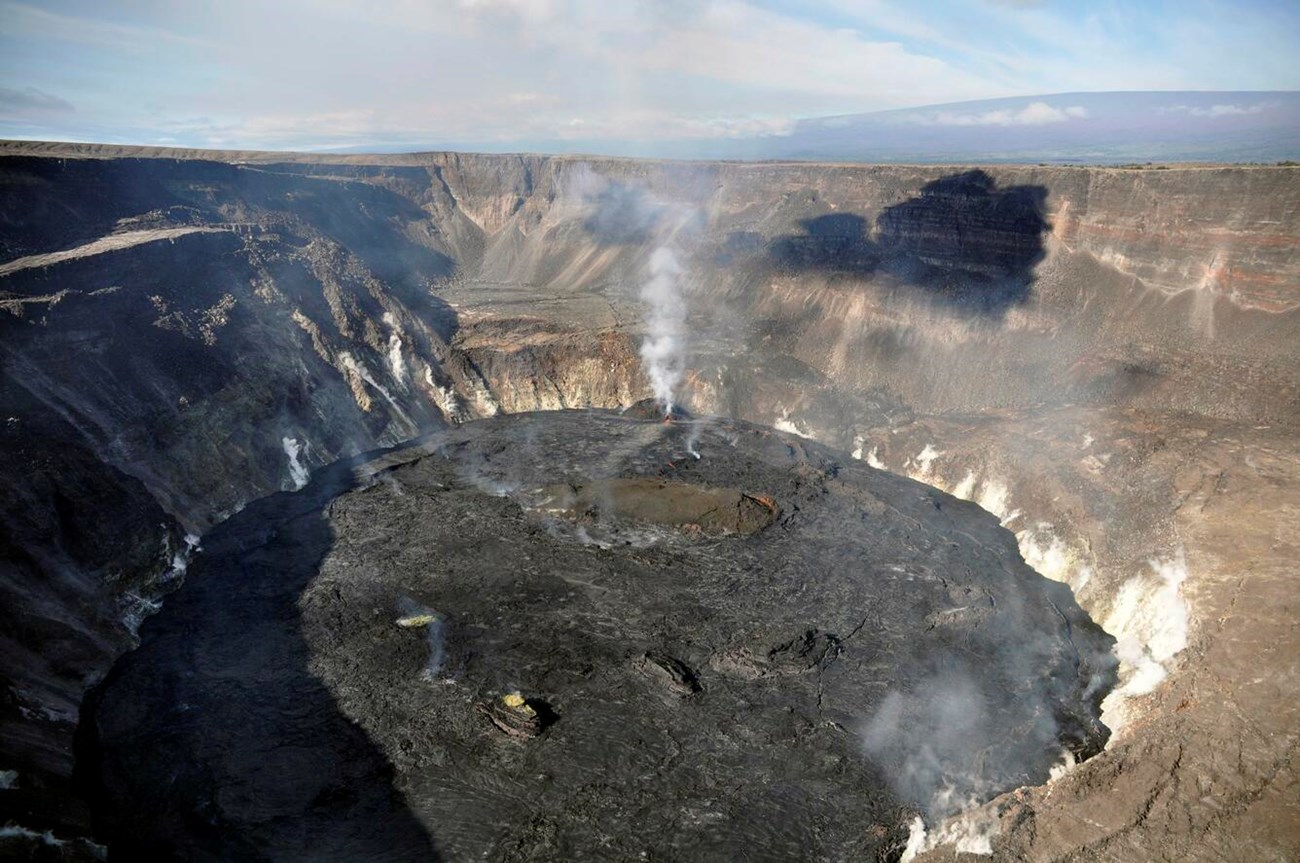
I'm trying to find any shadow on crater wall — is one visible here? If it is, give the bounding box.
[766,170,1050,315]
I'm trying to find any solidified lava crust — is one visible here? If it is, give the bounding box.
[79,409,1116,861]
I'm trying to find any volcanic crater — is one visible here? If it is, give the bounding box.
[1,144,1297,861]
[78,410,1114,861]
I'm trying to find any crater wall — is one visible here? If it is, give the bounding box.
[1,142,1297,859]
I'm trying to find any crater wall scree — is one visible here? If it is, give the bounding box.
[1,142,1298,860]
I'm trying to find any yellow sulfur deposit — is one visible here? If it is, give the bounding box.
[396,613,436,628]
[502,692,534,714]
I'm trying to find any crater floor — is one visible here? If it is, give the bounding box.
[79,411,1114,861]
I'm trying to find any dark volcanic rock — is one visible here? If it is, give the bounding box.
[710,628,842,680]
[78,410,1113,861]
[479,692,551,740]
[5,147,1296,859]
[0,380,181,841]
[635,651,702,696]
[74,444,442,862]
[535,477,779,536]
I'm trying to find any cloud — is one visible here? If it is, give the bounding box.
[547,111,795,141]
[905,101,1088,127]
[1,1,212,50]
[623,2,988,105]
[3,0,1296,149]
[0,86,73,113]
[1163,102,1270,118]
[458,0,557,14]
[1,0,987,148]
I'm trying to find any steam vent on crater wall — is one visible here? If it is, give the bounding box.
[1,143,1299,862]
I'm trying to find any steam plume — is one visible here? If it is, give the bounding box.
[639,247,687,415]
[567,164,702,417]
[282,436,310,490]
[862,673,1006,821]
[422,615,446,680]
[862,651,1091,856]
[685,418,704,459]
[397,598,447,681]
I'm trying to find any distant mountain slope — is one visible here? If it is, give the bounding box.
[7,92,1295,165]
[322,91,1300,165]
[753,91,1300,164]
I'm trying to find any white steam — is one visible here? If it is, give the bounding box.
[398,600,449,681]
[1015,522,1083,589]
[0,825,67,847]
[909,444,943,480]
[570,164,699,416]
[862,674,1022,824]
[1100,549,1191,732]
[281,436,310,490]
[383,312,409,389]
[466,377,500,417]
[421,615,447,680]
[640,247,687,414]
[165,532,201,580]
[901,817,927,862]
[927,461,1192,739]
[868,674,1012,860]
[950,470,977,500]
[901,454,1027,526]
[901,800,1001,860]
[685,418,704,459]
[339,351,415,428]
[1047,748,1076,782]
[774,409,812,438]
[120,591,162,637]
[424,366,465,422]
[975,479,1018,526]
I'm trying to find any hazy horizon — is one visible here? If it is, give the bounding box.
[6,89,1299,165]
[3,1,1299,155]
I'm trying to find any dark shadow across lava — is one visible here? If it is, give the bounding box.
[74,448,441,861]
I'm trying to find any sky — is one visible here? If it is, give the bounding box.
[1,0,1298,150]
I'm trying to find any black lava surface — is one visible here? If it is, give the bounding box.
[78,410,1114,862]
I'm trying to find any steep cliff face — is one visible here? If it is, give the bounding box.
[1,143,1298,859]
[6,153,1294,490]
